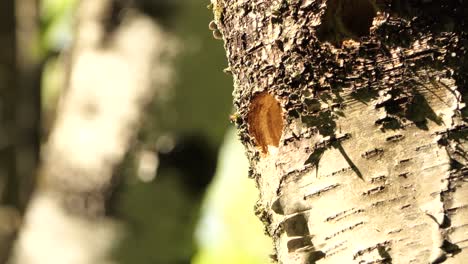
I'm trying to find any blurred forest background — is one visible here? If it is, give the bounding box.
[0,0,271,263]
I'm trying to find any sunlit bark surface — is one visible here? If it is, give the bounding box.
[10,1,177,263]
[213,0,467,263]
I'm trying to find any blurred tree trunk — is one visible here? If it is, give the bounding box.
[15,0,41,212]
[213,0,467,263]
[0,0,20,262]
[9,0,178,263]
[0,0,41,263]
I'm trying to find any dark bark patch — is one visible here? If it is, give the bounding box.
[271,198,285,215]
[287,236,313,252]
[440,240,462,256]
[247,92,284,154]
[317,0,377,46]
[405,92,443,130]
[282,213,310,237]
[272,195,314,216]
[375,116,402,131]
[307,250,326,263]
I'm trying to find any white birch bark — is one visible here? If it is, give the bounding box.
[213,0,468,263]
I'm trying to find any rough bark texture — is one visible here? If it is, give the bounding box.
[9,1,177,263]
[213,0,467,263]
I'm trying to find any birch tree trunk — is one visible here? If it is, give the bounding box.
[212,1,468,263]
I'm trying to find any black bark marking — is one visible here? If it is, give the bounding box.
[440,240,462,256]
[370,195,408,208]
[325,208,365,223]
[370,175,387,183]
[282,213,310,237]
[398,158,411,165]
[353,243,393,263]
[362,186,385,196]
[386,134,404,142]
[272,196,314,216]
[304,183,341,199]
[287,236,313,252]
[271,197,285,215]
[325,221,365,240]
[307,250,326,263]
[398,172,411,178]
[361,148,384,159]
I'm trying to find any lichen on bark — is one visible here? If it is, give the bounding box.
[214,0,467,263]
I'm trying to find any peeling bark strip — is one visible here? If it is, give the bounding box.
[213,0,467,263]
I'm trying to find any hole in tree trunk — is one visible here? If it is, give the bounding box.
[317,0,377,46]
[248,92,284,154]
